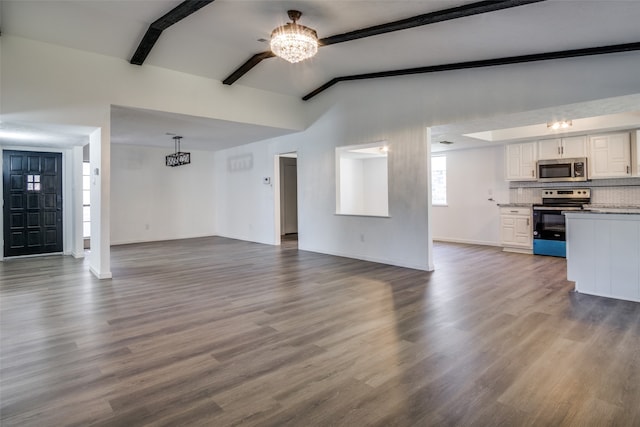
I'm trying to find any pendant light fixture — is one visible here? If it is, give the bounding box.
[547,120,572,130]
[165,135,191,167]
[270,10,318,64]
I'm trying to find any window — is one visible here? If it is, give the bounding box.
[83,162,91,238]
[27,175,41,192]
[431,155,447,205]
[336,142,389,217]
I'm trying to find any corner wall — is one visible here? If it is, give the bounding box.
[111,144,215,245]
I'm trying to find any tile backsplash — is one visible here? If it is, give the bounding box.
[509,178,640,206]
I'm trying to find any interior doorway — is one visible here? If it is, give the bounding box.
[2,150,63,257]
[277,153,298,246]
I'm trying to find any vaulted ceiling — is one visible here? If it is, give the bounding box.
[2,0,640,149]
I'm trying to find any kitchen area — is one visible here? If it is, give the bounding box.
[499,128,640,303]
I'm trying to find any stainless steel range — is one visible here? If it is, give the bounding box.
[532,188,591,257]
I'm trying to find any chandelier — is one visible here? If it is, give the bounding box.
[165,136,191,167]
[270,10,318,64]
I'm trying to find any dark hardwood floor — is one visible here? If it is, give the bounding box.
[1,237,639,426]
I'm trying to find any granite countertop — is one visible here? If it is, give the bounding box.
[578,204,640,214]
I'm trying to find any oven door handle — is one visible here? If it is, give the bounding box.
[533,206,583,211]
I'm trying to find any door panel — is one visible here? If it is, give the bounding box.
[3,150,63,257]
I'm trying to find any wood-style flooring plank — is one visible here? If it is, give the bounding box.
[1,237,639,426]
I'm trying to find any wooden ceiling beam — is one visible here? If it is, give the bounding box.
[302,42,640,100]
[319,0,544,46]
[131,0,215,66]
[222,0,545,86]
[222,51,275,85]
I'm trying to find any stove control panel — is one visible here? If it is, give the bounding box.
[541,188,591,199]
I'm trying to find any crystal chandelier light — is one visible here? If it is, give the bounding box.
[270,10,318,64]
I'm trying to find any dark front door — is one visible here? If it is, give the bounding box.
[3,150,63,257]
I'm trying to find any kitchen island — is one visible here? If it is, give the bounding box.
[565,211,640,303]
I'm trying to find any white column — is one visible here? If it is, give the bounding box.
[89,124,112,279]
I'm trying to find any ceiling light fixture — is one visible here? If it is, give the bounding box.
[166,135,191,167]
[547,120,572,130]
[270,10,318,64]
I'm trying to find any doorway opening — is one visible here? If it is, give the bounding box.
[82,144,91,249]
[276,152,298,247]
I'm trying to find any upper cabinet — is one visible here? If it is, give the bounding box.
[538,136,587,160]
[589,132,631,179]
[505,142,537,181]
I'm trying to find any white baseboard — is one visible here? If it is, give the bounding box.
[433,237,502,247]
[298,245,430,271]
[111,234,218,246]
[90,266,112,279]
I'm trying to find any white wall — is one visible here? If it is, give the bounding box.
[3,34,640,273]
[362,157,389,216]
[215,105,431,271]
[214,142,276,245]
[1,36,307,132]
[338,158,364,214]
[431,145,510,246]
[339,157,388,216]
[111,144,215,245]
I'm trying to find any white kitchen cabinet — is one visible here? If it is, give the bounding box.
[505,142,537,181]
[538,136,587,160]
[500,207,532,253]
[588,132,631,179]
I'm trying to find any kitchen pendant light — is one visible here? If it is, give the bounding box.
[270,10,318,64]
[547,120,572,130]
[165,135,191,167]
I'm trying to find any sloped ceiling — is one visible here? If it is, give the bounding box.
[1,0,639,150]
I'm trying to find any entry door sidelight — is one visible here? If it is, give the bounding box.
[3,150,63,257]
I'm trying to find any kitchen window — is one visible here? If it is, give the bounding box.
[431,155,447,206]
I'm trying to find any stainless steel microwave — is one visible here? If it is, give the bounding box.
[537,157,588,182]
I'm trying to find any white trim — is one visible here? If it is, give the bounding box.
[433,237,502,247]
[2,252,64,260]
[300,246,430,271]
[90,266,112,279]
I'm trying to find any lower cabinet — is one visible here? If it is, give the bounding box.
[500,207,532,253]
[566,212,640,303]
